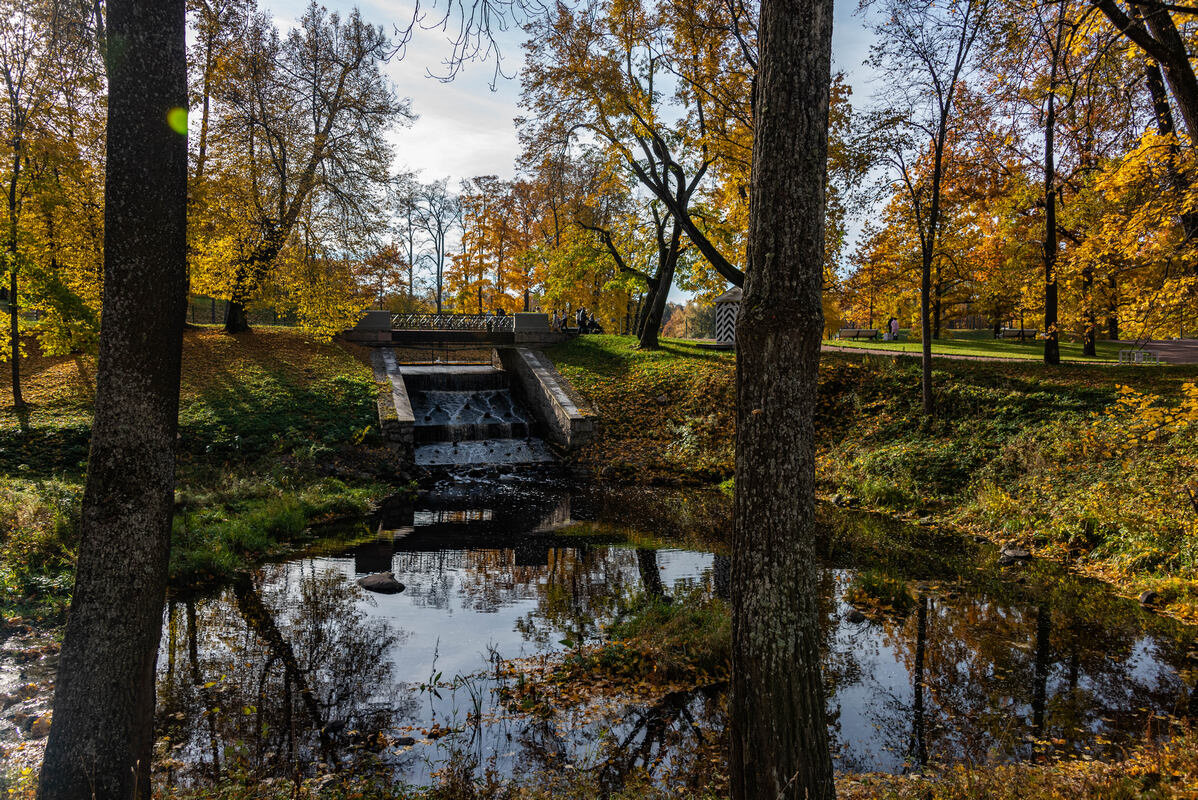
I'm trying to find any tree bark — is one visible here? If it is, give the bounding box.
[1082,267,1097,356]
[731,2,835,799]
[37,1,188,798]
[638,219,683,350]
[1106,274,1119,340]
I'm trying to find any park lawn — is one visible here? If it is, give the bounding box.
[0,328,399,621]
[548,334,1198,619]
[824,328,1127,362]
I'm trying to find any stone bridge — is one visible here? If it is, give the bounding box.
[343,310,568,349]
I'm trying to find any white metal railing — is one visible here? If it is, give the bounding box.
[390,313,515,332]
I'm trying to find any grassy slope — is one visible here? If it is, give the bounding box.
[824,329,1126,362]
[0,328,397,619]
[548,334,1198,618]
[548,336,737,483]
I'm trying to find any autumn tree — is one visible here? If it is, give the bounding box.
[865,0,991,413]
[0,0,93,409]
[38,1,189,798]
[521,0,746,288]
[189,2,411,333]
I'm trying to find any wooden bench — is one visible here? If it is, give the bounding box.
[838,328,880,340]
[996,328,1038,340]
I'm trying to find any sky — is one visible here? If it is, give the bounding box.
[262,0,882,299]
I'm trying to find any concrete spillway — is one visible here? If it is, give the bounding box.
[403,366,554,467]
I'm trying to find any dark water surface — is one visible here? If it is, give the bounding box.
[154,474,1198,787]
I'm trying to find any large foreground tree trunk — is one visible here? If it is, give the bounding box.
[37,1,188,798]
[731,2,836,800]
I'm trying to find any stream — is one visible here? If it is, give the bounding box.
[145,471,1198,788]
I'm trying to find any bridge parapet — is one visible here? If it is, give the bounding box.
[344,310,567,347]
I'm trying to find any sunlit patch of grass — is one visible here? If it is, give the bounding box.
[823,329,1126,362]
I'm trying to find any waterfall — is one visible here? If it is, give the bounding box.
[405,366,554,466]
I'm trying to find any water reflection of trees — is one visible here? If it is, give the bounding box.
[834,569,1194,771]
[156,563,410,785]
[153,489,1198,787]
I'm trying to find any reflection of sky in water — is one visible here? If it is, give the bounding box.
[299,550,715,687]
[156,483,1198,787]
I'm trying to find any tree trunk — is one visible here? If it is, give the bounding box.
[638,227,682,350]
[1082,267,1096,356]
[638,279,670,348]
[1044,77,1060,366]
[932,277,942,340]
[1106,274,1119,340]
[225,298,250,333]
[731,2,836,799]
[9,270,20,413]
[920,249,934,413]
[1140,5,1198,141]
[37,1,188,798]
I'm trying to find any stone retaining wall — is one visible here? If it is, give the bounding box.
[370,348,415,465]
[497,347,594,451]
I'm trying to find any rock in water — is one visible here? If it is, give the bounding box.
[29,715,52,739]
[998,544,1032,565]
[845,609,867,624]
[357,572,405,594]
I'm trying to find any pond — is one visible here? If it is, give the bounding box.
[152,472,1198,789]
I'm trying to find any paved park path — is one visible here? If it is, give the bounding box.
[1142,339,1198,365]
[821,340,1198,366]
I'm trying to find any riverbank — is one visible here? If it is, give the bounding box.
[133,729,1198,800]
[547,335,1198,620]
[0,328,403,623]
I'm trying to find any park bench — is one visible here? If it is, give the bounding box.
[1119,349,1162,365]
[837,328,880,340]
[996,328,1038,340]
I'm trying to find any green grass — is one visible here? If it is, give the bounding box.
[824,328,1128,362]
